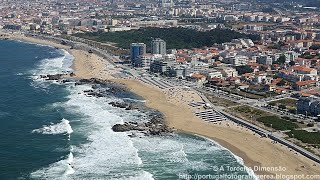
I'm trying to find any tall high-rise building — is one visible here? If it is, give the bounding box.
[151,38,166,55]
[130,43,146,66]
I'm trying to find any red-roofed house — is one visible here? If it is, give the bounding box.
[293,80,317,90]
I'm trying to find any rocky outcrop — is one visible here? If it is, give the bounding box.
[76,78,128,94]
[40,74,64,80]
[40,72,75,81]
[108,101,140,110]
[112,116,173,136]
[78,78,113,85]
[84,89,105,97]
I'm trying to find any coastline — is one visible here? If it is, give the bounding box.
[4,33,320,177]
[115,79,320,176]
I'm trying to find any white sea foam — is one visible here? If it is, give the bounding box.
[65,152,75,175]
[33,50,73,76]
[32,118,73,135]
[29,49,73,90]
[65,164,75,175]
[195,134,259,180]
[31,84,152,179]
[28,47,255,179]
[67,152,74,164]
[30,152,75,179]
[132,134,217,175]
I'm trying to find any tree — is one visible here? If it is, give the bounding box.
[74,27,260,50]
[259,66,268,71]
[288,108,297,114]
[310,44,320,50]
[269,102,276,106]
[289,61,295,66]
[276,55,286,64]
[276,79,286,86]
[273,54,286,64]
[306,123,314,127]
[235,65,254,75]
[278,104,286,109]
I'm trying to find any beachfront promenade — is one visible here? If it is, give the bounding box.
[198,91,320,164]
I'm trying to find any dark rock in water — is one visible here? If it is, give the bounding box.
[84,89,105,98]
[125,105,133,110]
[77,78,128,92]
[112,124,131,132]
[112,116,173,136]
[47,74,64,80]
[108,101,140,110]
[40,72,75,81]
[92,84,100,89]
[70,72,75,77]
[84,90,94,93]
[109,101,128,109]
[62,79,70,83]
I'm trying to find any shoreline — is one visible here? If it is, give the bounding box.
[113,78,320,176]
[4,34,320,177]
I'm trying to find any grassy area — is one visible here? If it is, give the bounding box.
[268,98,297,109]
[204,93,238,108]
[231,105,269,118]
[229,89,265,99]
[257,116,298,131]
[286,130,320,146]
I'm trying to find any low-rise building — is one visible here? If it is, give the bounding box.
[297,96,320,116]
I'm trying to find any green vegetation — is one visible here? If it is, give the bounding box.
[204,93,238,108]
[233,89,265,99]
[268,98,297,109]
[289,61,295,66]
[286,130,320,145]
[282,116,298,122]
[74,27,259,50]
[268,41,286,50]
[310,44,320,50]
[278,104,286,109]
[276,79,286,86]
[232,105,267,117]
[256,116,298,130]
[235,65,253,75]
[273,54,286,65]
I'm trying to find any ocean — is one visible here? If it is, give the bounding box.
[0,40,257,180]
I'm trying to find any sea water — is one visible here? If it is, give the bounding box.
[0,40,257,180]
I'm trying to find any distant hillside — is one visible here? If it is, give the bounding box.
[74,27,259,50]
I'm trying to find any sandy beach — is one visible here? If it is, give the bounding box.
[116,79,320,176]
[5,33,320,177]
